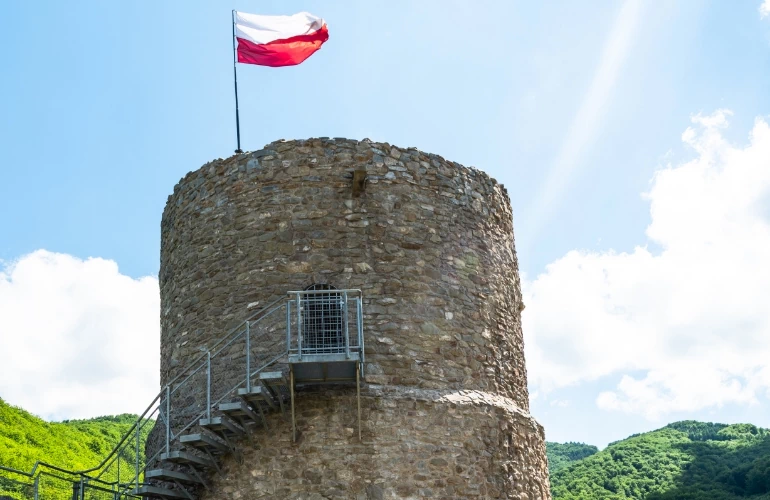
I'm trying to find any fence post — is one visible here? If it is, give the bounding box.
[245,321,251,392]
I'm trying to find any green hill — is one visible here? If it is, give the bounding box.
[549,421,770,499]
[0,397,149,499]
[3,399,769,500]
[547,442,599,474]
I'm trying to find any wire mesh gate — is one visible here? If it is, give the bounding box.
[287,288,365,364]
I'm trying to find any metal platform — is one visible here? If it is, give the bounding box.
[290,359,360,384]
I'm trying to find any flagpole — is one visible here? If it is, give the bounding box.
[231,10,243,154]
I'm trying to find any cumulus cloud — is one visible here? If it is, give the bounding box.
[761,0,770,19]
[0,250,159,420]
[523,110,770,419]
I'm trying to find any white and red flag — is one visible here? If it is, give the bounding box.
[234,11,329,67]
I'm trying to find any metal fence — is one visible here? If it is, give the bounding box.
[0,469,141,500]
[0,474,34,500]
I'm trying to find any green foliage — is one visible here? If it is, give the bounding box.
[0,398,150,499]
[547,441,599,474]
[551,421,770,500]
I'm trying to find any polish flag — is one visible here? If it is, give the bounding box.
[234,11,329,67]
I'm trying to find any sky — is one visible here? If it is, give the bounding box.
[1,0,770,449]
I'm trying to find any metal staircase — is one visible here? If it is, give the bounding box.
[0,289,364,500]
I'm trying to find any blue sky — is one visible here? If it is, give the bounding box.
[1,1,770,449]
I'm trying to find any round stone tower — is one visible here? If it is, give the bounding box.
[158,138,550,499]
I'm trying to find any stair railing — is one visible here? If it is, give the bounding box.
[0,289,368,498]
[0,294,290,499]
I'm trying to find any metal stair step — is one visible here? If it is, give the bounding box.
[132,485,188,499]
[161,450,216,469]
[200,414,246,437]
[237,385,276,410]
[219,400,262,425]
[259,371,288,387]
[180,432,229,454]
[145,468,204,485]
[259,371,289,413]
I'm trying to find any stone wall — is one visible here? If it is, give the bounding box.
[156,138,550,498]
[203,386,549,500]
[160,138,528,406]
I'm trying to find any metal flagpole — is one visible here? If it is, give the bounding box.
[231,10,243,154]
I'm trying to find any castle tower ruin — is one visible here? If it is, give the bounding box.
[157,138,550,499]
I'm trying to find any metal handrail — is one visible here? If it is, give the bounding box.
[0,295,287,489]
[0,289,366,498]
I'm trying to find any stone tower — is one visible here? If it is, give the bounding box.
[158,138,550,499]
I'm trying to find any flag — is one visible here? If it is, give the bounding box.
[234,11,329,67]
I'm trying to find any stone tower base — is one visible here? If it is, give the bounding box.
[203,386,549,500]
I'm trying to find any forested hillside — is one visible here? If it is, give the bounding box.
[546,442,599,473]
[3,399,769,500]
[0,398,150,498]
[550,421,770,499]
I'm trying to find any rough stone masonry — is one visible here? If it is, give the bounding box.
[157,138,551,499]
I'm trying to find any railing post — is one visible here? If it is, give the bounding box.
[71,478,79,500]
[135,417,140,489]
[286,300,291,353]
[245,321,251,392]
[343,291,350,359]
[357,296,364,362]
[165,384,170,454]
[33,474,39,500]
[296,292,302,360]
[206,351,212,420]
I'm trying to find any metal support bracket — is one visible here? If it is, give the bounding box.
[203,449,223,476]
[357,362,362,441]
[290,365,296,443]
[189,468,209,491]
[173,480,194,500]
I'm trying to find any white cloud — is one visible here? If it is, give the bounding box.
[0,250,159,420]
[761,0,770,19]
[524,110,770,420]
[527,0,645,238]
